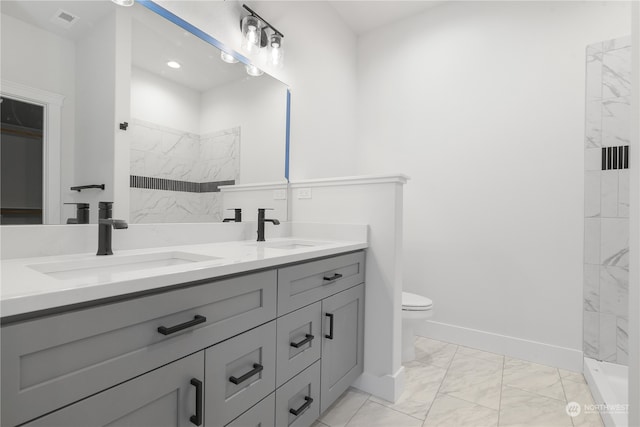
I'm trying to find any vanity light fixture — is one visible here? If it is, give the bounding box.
[111,0,134,6]
[239,4,284,69]
[166,60,181,69]
[220,51,239,64]
[245,64,264,77]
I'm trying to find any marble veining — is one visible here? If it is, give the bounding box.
[129,119,240,223]
[318,338,603,427]
[602,47,632,99]
[583,264,599,312]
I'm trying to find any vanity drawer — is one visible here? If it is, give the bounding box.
[277,251,365,315]
[1,270,277,427]
[276,301,322,387]
[226,393,275,427]
[206,321,277,427]
[275,360,320,427]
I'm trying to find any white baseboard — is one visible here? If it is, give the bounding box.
[416,320,584,372]
[352,366,405,403]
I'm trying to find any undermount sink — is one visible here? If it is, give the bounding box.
[248,240,326,250]
[29,251,222,282]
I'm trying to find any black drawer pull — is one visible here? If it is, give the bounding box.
[323,273,343,282]
[229,363,263,385]
[157,315,207,335]
[190,378,203,426]
[289,396,313,416]
[290,334,315,348]
[325,313,334,340]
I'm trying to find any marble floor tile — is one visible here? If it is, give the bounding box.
[344,401,422,427]
[561,379,604,427]
[499,385,572,427]
[502,358,565,401]
[319,388,370,427]
[369,361,447,419]
[455,346,504,364]
[558,368,586,384]
[439,353,503,410]
[423,393,498,427]
[414,337,458,368]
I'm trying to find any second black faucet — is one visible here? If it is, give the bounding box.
[257,208,279,242]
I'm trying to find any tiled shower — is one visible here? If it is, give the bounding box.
[129,119,240,223]
[583,36,631,364]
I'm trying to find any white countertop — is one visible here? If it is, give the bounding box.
[1,238,367,319]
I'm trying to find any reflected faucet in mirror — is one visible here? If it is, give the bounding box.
[223,209,242,223]
[64,203,90,225]
[97,202,128,256]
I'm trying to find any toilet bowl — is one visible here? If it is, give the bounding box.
[402,291,433,363]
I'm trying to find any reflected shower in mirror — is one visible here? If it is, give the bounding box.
[0,0,290,225]
[129,3,288,223]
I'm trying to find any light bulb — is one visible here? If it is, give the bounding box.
[241,16,262,54]
[269,34,283,67]
[166,61,181,69]
[245,64,263,77]
[220,51,239,64]
[111,0,134,6]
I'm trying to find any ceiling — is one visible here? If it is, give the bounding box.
[327,1,446,36]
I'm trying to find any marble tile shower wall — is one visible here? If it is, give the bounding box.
[583,36,631,365]
[129,119,240,223]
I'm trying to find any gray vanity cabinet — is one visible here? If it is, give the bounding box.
[23,352,204,427]
[320,284,365,414]
[2,250,366,427]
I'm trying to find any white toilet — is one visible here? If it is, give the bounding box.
[402,291,433,362]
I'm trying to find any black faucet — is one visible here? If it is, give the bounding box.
[65,203,90,224]
[97,202,128,255]
[223,208,242,222]
[257,208,280,242]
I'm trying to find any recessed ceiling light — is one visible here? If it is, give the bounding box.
[167,61,181,69]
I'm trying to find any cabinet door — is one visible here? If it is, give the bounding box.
[320,284,365,413]
[24,352,204,427]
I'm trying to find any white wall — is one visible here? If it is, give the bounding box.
[0,13,75,220]
[201,76,287,184]
[356,1,632,367]
[131,67,200,134]
[156,0,359,180]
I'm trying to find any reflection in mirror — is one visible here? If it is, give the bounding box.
[129,2,288,223]
[0,1,290,225]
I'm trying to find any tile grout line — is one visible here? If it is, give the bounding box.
[497,355,505,427]
[559,370,576,427]
[421,344,461,425]
[340,390,372,427]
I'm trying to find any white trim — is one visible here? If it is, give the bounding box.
[352,366,405,403]
[1,80,65,224]
[289,174,410,188]
[219,181,288,192]
[416,320,584,371]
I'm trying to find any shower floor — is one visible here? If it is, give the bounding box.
[584,357,629,427]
